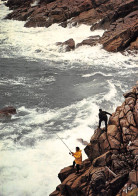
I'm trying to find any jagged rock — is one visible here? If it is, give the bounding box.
[84,142,101,162]
[107,125,121,149]
[5,0,138,53]
[127,139,138,156]
[76,35,100,48]
[50,83,138,196]
[120,118,129,128]
[58,166,75,183]
[129,170,138,185]
[56,39,75,52]
[123,86,136,98]
[6,0,93,28]
[108,173,129,195]
[0,106,16,120]
[90,168,106,193]
[119,110,125,119]
[100,11,138,52]
[6,0,32,10]
[85,128,110,161]
[129,37,138,50]
[126,111,136,127]
[92,151,112,167]
[134,99,138,126]
[68,8,100,26]
[129,126,138,140]
[109,115,119,127]
[99,132,110,152]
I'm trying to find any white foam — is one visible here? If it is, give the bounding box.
[82,72,112,78]
[0,98,99,196]
[0,2,137,195]
[0,77,26,86]
[0,2,137,69]
[31,0,40,7]
[103,81,117,101]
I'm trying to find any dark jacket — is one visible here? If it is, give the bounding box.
[99,111,112,121]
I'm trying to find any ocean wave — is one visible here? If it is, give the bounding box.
[0,2,137,69]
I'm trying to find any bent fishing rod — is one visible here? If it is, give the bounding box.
[55,133,72,154]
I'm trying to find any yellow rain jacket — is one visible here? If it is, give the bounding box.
[73,150,82,165]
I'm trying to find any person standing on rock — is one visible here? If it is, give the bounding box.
[71,147,82,174]
[98,109,112,131]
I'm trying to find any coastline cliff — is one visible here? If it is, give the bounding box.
[4,0,138,52]
[50,83,138,196]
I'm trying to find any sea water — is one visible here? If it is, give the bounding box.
[0,1,137,195]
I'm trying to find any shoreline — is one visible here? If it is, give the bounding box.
[3,0,138,53]
[50,83,138,196]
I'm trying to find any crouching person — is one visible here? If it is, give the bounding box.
[72,147,82,174]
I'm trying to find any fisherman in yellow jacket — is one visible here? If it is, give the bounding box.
[71,147,82,174]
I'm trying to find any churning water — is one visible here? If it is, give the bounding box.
[0,1,137,195]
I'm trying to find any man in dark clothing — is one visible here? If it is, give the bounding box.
[98,109,112,131]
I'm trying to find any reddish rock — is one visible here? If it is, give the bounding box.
[126,111,136,127]
[123,86,136,98]
[100,11,138,52]
[92,151,112,167]
[57,39,75,52]
[129,170,138,185]
[84,142,101,162]
[76,35,100,48]
[134,99,138,126]
[0,106,16,120]
[109,173,129,194]
[84,128,109,161]
[120,118,129,128]
[109,115,120,127]
[119,110,125,119]
[124,105,131,114]
[68,8,100,26]
[58,166,75,183]
[5,0,138,53]
[99,132,110,152]
[107,125,121,149]
[6,0,93,28]
[50,69,137,196]
[129,37,138,50]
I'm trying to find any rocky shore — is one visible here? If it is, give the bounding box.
[4,0,138,52]
[50,84,138,196]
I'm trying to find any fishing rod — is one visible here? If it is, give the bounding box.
[55,133,72,154]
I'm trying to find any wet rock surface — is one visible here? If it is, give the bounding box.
[50,84,138,196]
[0,106,16,120]
[4,0,138,52]
[56,39,75,52]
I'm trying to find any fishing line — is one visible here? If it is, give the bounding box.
[55,132,72,154]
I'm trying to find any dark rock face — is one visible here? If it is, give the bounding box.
[56,39,75,52]
[0,106,16,119]
[76,35,100,48]
[50,84,138,196]
[4,0,138,52]
[5,0,93,27]
[6,0,32,10]
[99,11,138,52]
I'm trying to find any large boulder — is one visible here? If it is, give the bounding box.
[56,39,75,52]
[92,151,112,167]
[100,11,138,52]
